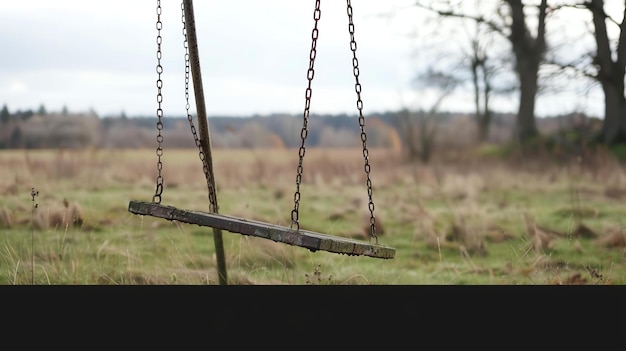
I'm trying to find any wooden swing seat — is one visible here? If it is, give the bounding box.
[129,200,395,259]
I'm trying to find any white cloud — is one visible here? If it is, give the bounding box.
[7,81,28,94]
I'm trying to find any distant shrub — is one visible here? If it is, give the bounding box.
[609,144,626,162]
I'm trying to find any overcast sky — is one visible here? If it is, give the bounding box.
[0,0,607,118]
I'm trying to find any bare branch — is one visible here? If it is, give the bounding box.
[542,59,597,80]
[617,5,626,72]
[414,2,506,36]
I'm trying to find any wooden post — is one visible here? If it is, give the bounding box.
[183,0,228,285]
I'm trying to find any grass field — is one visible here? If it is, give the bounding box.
[0,147,625,284]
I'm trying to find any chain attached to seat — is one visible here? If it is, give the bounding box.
[153,0,165,204]
[291,0,321,232]
[152,0,378,244]
[346,0,377,244]
[291,0,378,244]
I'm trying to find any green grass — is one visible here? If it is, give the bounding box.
[0,148,625,284]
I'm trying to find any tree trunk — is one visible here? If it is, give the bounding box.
[481,70,492,142]
[471,55,491,143]
[472,58,482,140]
[516,63,539,142]
[601,82,626,144]
[505,0,547,144]
[473,83,492,143]
[588,0,626,145]
[419,114,436,163]
[472,55,492,143]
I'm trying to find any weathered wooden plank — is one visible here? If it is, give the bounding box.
[128,200,395,259]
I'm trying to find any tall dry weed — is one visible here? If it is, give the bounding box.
[522,212,566,253]
[33,199,84,231]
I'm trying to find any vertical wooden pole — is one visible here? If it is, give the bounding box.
[183,0,228,285]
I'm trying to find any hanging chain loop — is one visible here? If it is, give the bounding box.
[346,0,377,244]
[181,1,218,212]
[291,0,321,232]
[153,0,165,204]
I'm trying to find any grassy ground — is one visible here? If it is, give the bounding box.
[0,147,625,284]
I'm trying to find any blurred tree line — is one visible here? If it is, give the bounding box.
[0,104,597,158]
[0,107,406,151]
[2,1,624,163]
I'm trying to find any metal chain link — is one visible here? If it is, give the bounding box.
[291,0,321,232]
[346,0,377,244]
[153,0,165,204]
[181,1,218,212]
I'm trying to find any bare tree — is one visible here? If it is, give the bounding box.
[545,0,626,145]
[400,68,460,163]
[587,0,626,145]
[466,22,500,143]
[507,0,548,143]
[416,0,552,144]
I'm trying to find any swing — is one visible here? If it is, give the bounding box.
[128,0,396,260]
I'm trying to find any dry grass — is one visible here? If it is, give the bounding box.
[32,199,84,231]
[0,207,13,228]
[226,236,298,270]
[1,146,625,284]
[596,227,626,248]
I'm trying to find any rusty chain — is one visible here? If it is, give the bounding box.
[152,0,164,204]
[291,0,321,232]
[152,0,376,243]
[181,1,218,212]
[347,0,377,244]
